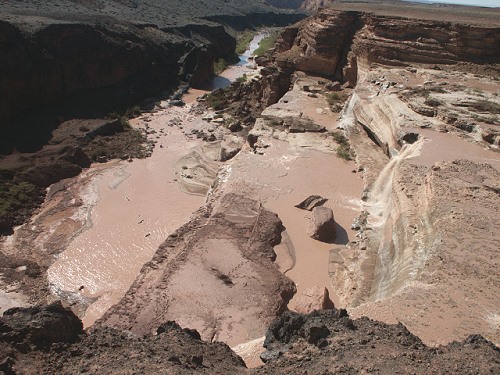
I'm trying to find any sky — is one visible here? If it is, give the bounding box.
[407,0,499,7]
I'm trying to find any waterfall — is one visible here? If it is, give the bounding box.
[364,138,424,300]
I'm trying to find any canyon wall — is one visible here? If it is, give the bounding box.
[0,0,304,133]
[262,7,499,345]
[272,8,499,84]
[0,21,233,132]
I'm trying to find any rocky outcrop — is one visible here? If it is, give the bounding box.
[295,195,328,211]
[307,206,336,243]
[0,20,234,132]
[256,309,500,374]
[0,302,246,374]
[96,194,296,345]
[2,303,498,374]
[0,301,82,350]
[293,286,335,314]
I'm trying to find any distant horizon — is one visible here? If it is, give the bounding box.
[404,0,498,7]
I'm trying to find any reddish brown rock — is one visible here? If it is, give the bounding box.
[294,286,335,314]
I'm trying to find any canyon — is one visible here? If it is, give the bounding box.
[0,0,499,374]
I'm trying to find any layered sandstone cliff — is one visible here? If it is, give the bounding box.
[272,8,499,85]
[260,7,499,346]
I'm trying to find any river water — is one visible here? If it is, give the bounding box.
[47,33,266,327]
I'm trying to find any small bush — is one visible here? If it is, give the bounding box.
[254,31,280,57]
[325,92,349,106]
[205,93,226,111]
[118,116,132,129]
[125,106,141,119]
[213,58,228,75]
[469,99,500,114]
[236,31,255,54]
[424,97,443,107]
[236,74,248,83]
[329,131,353,160]
[336,145,353,161]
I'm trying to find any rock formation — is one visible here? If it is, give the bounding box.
[96,194,296,345]
[272,8,499,84]
[256,309,500,374]
[293,286,335,314]
[261,5,499,346]
[1,302,498,374]
[295,195,328,211]
[307,206,336,243]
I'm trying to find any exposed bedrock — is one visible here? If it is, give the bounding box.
[96,194,296,346]
[0,302,247,374]
[255,309,499,374]
[271,9,499,84]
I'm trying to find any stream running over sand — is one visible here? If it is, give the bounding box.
[47,33,266,327]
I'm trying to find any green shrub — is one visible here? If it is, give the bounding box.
[329,131,353,160]
[118,116,132,129]
[213,58,228,75]
[254,31,280,57]
[236,74,248,83]
[236,31,255,54]
[325,92,349,106]
[469,99,500,114]
[336,145,353,161]
[424,97,443,107]
[205,93,226,110]
[0,180,43,225]
[125,106,141,119]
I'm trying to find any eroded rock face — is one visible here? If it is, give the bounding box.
[273,9,500,84]
[2,303,498,374]
[0,301,83,349]
[96,193,296,346]
[0,303,246,375]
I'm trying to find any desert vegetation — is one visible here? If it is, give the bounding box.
[254,30,280,57]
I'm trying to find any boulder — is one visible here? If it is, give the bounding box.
[294,286,335,314]
[0,301,83,349]
[307,206,336,242]
[295,195,328,211]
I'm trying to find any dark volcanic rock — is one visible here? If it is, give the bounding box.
[0,301,83,349]
[0,304,246,375]
[0,304,498,374]
[255,309,500,374]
